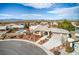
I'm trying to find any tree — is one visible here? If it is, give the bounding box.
[58,20,75,31]
[24,22,30,31]
[24,22,30,29]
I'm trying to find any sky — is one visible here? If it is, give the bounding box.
[0,3,79,20]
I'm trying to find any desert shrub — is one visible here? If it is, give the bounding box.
[65,47,74,53]
[53,51,61,55]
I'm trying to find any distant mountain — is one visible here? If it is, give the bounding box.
[0,19,79,22]
[0,19,24,22]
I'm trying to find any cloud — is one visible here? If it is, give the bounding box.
[52,13,79,20]
[48,6,79,14]
[20,14,44,19]
[47,6,79,19]
[21,14,42,16]
[20,13,54,20]
[0,14,13,17]
[0,14,15,19]
[22,3,52,9]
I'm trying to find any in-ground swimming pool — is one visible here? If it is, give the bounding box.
[0,39,51,55]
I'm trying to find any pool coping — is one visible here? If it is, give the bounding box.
[0,39,53,55]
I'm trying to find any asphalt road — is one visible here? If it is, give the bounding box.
[0,40,48,55]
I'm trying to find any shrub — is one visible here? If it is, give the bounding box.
[65,47,74,53]
[53,51,61,55]
[58,20,75,31]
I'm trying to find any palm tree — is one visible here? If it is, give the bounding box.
[24,22,30,31]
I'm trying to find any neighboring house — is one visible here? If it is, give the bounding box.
[0,26,6,30]
[40,22,48,25]
[71,22,79,53]
[52,22,58,27]
[16,29,27,35]
[29,25,39,31]
[72,22,79,38]
[6,24,24,29]
[75,26,79,38]
[74,42,79,53]
[31,25,49,36]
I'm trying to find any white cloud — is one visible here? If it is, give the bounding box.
[48,6,79,20]
[22,3,52,9]
[48,6,79,14]
[20,14,48,19]
[0,14,13,17]
[21,14,42,17]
